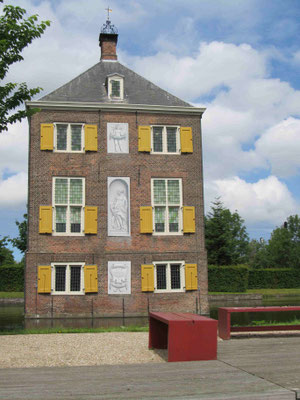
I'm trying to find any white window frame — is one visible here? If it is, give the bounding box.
[108,75,124,100]
[151,178,183,235]
[53,123,84,153]
[151,125,180,154]
[51,262,85,295]
[52,177,85,236]
[153,261,185,293]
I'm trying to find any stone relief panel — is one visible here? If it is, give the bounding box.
[107,177,130,236]
[108,261,131,294]
[107,123,129,153]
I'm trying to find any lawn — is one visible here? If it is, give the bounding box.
[209,288,300,296]
[0,325,148,335]
[0,292,24,299]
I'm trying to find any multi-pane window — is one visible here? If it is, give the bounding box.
[108,76,124,99]
[53,177,85,235]
[152,126,179,154]
[52,263,84,294]
[111,80,120,97]
[152,178,182,234]
[55,123,83,152]
[154,262,185,292]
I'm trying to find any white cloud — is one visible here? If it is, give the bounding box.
[254,118,300,178]
[0,172,27,208]
[125,41,267,101]
[205,176,298,227]
[0,120,28,175]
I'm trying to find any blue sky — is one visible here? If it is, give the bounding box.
[1,0,300,260]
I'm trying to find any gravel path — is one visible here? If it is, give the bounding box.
[0,332,167,369]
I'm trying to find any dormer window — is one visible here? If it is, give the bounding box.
[107,74,124,100]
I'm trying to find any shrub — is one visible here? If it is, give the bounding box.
[248,268,300,289]
[208,265,249,292]
[0,265,24,291]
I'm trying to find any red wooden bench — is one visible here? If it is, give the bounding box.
[218,306,300,340]
[149,311,217,362]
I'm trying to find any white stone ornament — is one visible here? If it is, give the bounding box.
[107,123,129,153]
[108,262,131,294]
[108,177,130,236]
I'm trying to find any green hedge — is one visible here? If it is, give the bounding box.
[208,265,249,292]
[248,268,300,289]
[0,265,24,291]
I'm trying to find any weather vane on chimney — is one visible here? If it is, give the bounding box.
[101,5,118,34]
[105,6,112,21]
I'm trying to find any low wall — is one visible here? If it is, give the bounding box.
[209,294,262,307]
[0,298,24,305]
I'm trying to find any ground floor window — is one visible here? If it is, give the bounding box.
[51,263,84,294]
[153,261,185,293]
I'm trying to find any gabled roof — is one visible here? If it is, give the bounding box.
[40,61,191,107]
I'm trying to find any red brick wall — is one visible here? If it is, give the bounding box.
[25,109,209,317]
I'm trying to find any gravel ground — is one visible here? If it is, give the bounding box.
[0,332,167,369]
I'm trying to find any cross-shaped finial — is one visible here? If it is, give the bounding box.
[105,6,112,21]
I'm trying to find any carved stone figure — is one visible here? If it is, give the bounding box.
[108,262,131,294]
[107,123,129,153]
[108,177,130,236]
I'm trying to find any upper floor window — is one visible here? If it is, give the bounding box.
[107,74,124,100]
[151,178,182,235]
[152,126,180,154]
[53,177,85,235]
[54,123,84,152]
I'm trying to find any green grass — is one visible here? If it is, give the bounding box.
[209,288,300,296]
[0,292,24,299]
[0,325,149,336]
[233,318,300,327]
[247,288,300,296]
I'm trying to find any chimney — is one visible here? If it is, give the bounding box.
[99,19,118,61]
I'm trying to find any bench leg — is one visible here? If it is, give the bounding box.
[218,309,231,340]
[149,317,168,349]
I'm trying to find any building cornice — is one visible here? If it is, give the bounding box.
[26,101,206,115]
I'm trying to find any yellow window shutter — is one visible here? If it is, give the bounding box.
[141,265,154,292]
[40,124,54,150]
[140,206,153,233]
[183,206,195,233]
[180,127,193,153]
[185,264,198,290]
[38,266,51,293]
[85,124,98,151]
[138,126,151,152]
[84,265,98,293]
[39,206,52,234]
[85,207,98,234]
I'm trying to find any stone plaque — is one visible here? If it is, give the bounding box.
[107,177,130,236]
[107,123,129,153]
[108,261,131,294]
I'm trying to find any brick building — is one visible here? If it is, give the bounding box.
[25,19,208,318]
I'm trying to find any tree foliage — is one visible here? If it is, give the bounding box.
[0,236,15,266]
[248,215,300,269]
[205,199,249,265]
[266,215,300,268]
[10,213,27,253]
[0,1,50,131]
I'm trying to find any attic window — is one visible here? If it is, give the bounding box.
[111,80,120,97]
[108,75,124,100]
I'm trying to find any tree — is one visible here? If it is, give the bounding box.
[10,213,27,253]
[265,215,300,268]
[0,236,15,266]
[0,2,50,131]
[248,238,268,268]
[205,199,249,265]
